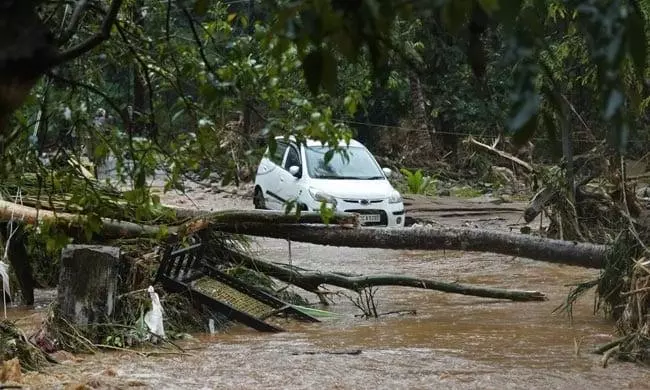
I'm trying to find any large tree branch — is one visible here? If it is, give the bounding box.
[50,0,124,67]
[213,223,609,269]
[219,248,548,302]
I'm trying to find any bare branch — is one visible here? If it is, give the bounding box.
[59,0,90,44]
[51,0,124,67]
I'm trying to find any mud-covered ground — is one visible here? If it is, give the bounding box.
[7,182,650,389]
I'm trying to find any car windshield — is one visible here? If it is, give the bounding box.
[305,146,385,180]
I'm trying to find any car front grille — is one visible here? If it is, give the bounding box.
[344,209,388,226]
[343,199,384,205]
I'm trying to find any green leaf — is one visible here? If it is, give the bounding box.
[156,225,169,240]
[324,149,335,163]
[284,199,297,215]
[319,201,334,224]
[93,143,109,161]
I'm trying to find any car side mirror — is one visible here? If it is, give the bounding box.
[382,167,393,177]
[289,165,301,177]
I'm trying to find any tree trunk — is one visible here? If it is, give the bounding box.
[0,200,610,269]
[409,71,441,155]
[0,200,357,239]
[214,224,608,269]
[57,245,121,325]
[0,223,35,305]
[220,248,547,302]
[179,210,358,235]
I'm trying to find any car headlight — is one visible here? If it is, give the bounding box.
[388,191,403,204]
[309,187,337,206]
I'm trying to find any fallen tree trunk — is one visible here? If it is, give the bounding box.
[215,224,608,269]
[221,248,547,302]
[178,210,358,235]
[0,200,161,239]
[0,201,356,239]
[0,200,609,269]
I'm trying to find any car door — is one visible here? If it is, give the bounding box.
[257,140,288,209]
[276,143,304,210]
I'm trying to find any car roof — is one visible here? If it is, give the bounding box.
[274,135,364,148]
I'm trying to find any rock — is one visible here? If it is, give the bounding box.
[438,189,451,197]
[57,245,121,326]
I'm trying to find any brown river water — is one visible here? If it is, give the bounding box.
[8,238,650,389]
[6,190,650,389]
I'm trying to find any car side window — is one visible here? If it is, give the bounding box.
[284,146,301,170]
[269,142,288,166]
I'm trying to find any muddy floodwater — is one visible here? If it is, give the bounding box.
[9,192,650,389]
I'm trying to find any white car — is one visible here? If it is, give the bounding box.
[253,136,405,227]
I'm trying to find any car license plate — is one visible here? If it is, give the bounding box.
[359,214,381,224]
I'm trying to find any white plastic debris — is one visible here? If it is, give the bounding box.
[0,261,9,319]
[144,285,165,340]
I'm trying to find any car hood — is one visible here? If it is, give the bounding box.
[307,179,397,200]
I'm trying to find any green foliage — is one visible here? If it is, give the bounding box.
[399,168,437,195]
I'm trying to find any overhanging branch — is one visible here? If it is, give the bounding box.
[50,0,124,67]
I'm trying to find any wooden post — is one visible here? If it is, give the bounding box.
[57,245,121,325]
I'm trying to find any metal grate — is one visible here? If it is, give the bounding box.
[193,277,274,319]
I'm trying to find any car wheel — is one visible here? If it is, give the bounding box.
[253,187,266,209]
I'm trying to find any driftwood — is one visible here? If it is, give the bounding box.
[222,248,547,302]
[216,224,608,269]
[465,136,534,173]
